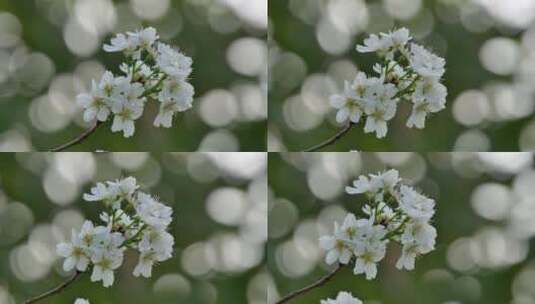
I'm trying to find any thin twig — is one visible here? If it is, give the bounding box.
[304,123,354,152]
[25,271,82,304]
[50,121,103,152]
[275,264,344,304]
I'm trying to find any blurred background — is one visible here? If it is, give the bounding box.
[268,0,535,151]
[0,0,267,151]
[268,152,535,304]
[0,152,267,303]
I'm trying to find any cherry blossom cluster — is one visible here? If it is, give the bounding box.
[330,28,447,138]
[321,291,362,304]
[77,27,194,138]
[319,169,437,280]
[56,177,175,288]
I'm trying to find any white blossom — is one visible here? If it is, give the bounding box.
[396,240,434,271]
[77,80,110,122]
[330,81,364,124]
[360,80,398,138]
[370,169,400,194]
[56,229,90,272]
[154,79,195,128]
[83,177,138,207]
[133,230,173,278]
[128,27,159,50]
[353,241,385,280]
[153,100,180,128]
[57,176,175,288]
[363,202,395,224]
[338,213,359,240]
[77,27,196,138]
[321,291,363,304]
[139,228,174,257]
[90,250,123,288]
[346,175,381,196]
[407,78,447,129]
[399,185,435,220]
[74,299,90,304]
[100,211,133,228]
[363,99,397,138]
[356,33,391,55]
[104,27,158,56]
[387,27,412,50]
[413,77,447,105]
[401,218,437,250]
[156,43,193,80]
[356,28,411,59]
[103,33,133,53]
[409,43,445,78]
[350,72,369,101]
[158,79,195,109]
[110,97,144,138]
[331,28,447,139]
[83,182,117,204]
[319,222,353,265]
[99,71,117,97]
[320,169,437,280]
[407,97,443,129]
[350,219,387,280]
[135,192,173,229]
[108,176,139,201]
[133,249,158,278]
[88,226,124,253]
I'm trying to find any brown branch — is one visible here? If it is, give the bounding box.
[304,123,354,152]
[275,264,344,304]
[50,121,103,152]
[25,271,82,304]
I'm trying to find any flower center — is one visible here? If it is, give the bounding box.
[104,85,113,96]
[372,110,385,120]
[99,258,111,269]
[362,252,374,262]
[92,97,105,107]
[355,86,366,97]
[119,108,133,119]
[73,247,84,257]
[346,227,356,238]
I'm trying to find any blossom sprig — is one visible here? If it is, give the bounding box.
[56,176,175,288]
[321,291,362,304]
[319,169,437,280]
[330,28,447,138]
[77,27,194,138]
